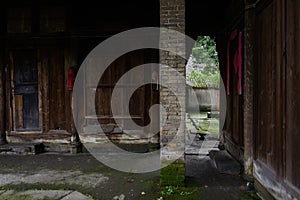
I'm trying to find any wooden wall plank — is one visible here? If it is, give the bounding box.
[5,59,12,133]
[255,1,277,168]
[274,0,285,179]
[286,0,300,188]
[243,0,256,174]
[9,52,15,132]
[91,49,158,131]
[38,51,43,132]
[49,49,65,130]
[254,0,300,192]
[64,42,78,134]
[0,50,6,143]
[14,95,23,129]
[41,50,50,132]
[223,24,245,162]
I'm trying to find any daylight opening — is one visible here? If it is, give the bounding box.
[185,36,220,155]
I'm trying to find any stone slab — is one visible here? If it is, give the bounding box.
[20,190,72,199]
[61,191,93,200]
[209,150,241,175]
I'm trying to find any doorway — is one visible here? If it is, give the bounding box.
[185,36,221,155]
[10,50,40,132]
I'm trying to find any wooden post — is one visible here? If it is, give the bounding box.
[64,40,78,139]
[243,0,256,176]
[0,56,7,144]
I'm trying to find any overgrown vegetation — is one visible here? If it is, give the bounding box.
[187,36,220,88]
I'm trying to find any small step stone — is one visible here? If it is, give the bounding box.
[0,143,44,155]
[209,150,241,175]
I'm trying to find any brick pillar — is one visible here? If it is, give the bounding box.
[160,0,186,186]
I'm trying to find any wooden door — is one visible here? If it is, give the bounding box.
[10,50,40,132]
[253,0,300,197]
[84,49,159,133]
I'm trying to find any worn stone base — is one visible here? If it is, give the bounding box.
[81,143,159,154]
[7,131,72,144]
[254,179,275,200]
[0,139,7,145]
[0,142,82,155]
[0,143,44,155]
[79,132,159,144]
[209,150,242,175]
[43,142,82,154]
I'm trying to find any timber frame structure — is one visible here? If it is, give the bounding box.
[0,0,299,199]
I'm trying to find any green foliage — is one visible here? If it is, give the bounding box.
[197,118,219,134]
[192,36,219,65]
[161,185,199,199]
[160,185,200,200]
[188,69,220,88]
[161,186,174,196]
[187,36,220,88]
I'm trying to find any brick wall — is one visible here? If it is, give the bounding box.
[160,0,186,186]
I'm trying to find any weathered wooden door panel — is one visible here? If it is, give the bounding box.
[84,49,158,132]
[286,0,300,188]
[254,0,300,196]
[48,49,65,130]
[94,50,146,127]
[255,0,277,169]
[11,50,40,131]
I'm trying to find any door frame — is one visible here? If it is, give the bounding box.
[7,49,43,134]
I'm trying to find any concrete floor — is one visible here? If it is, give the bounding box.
[0,147,260,200]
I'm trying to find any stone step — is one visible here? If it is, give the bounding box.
[209,150,241,175]
[43,142,82,154]
[0,143,44,155]
[207,111,220,118]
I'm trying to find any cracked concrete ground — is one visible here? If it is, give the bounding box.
[0,189,93,200]
[0,152,161,200]
[0,150,260,200]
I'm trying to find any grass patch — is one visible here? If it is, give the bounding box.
[187,112,220,135]
[188,112,207,119]
[197,118,219,134]
[159,185,200,200]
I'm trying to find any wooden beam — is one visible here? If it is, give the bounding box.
[0,52,7,144]
[64,40,78,136]
[243,0,256,176]
[41,50,50,133]
[0,38,6,143]
[274,0,285,179]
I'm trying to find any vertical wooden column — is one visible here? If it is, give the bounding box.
[64,39,78,140]
[243,0,256,175]
[274,0,285,179]
[286,0,300,189]
[0,52,7,144]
